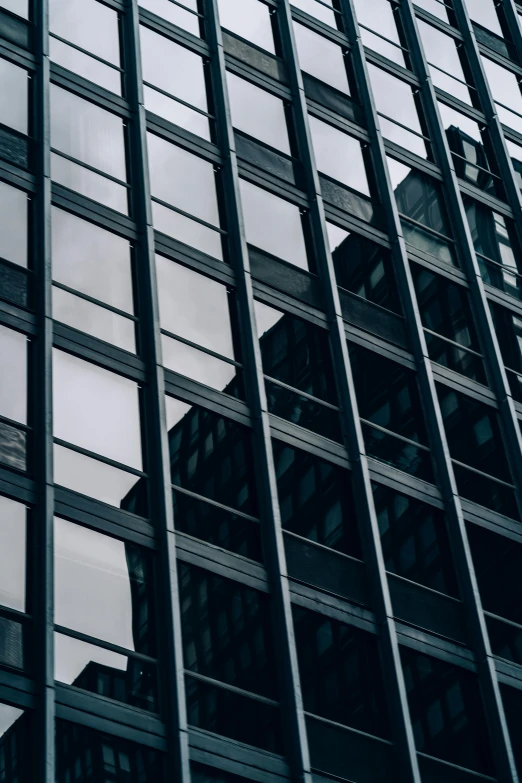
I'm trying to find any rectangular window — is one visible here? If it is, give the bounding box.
[0,181,27,268]
[227,71,291,155]
[353,0,407,67]
[481,56,522,134]
[0,495,26,612]
[291,0,338,28]
[418,20,475,106]
[293,21,350,95]
[139,0,201,37]
[217,0,276,54]
[0,0,28,17]
[0,58,28,136]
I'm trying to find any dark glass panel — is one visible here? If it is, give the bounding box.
[293,606,390,738]
[265,380,342,442]
[191,763,253,783]
[467,524,522,626]
[501,685,522,779]
[272,439,362,558]
[388,157,452,238]
[185,675,283,754]
[55,720,164,782]
[139,0,200,37]
[0,704,29,782]
[487,616,522,666]
[453,462,519,519]
[173,490,262,562]
[178,562,277,699]
[166,397,257,516]
[363,423,434,481]
[490,302,522,402]
[372,484,458,595]
[401,646,494,774]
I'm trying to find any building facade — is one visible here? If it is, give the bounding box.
[2,0,522,780]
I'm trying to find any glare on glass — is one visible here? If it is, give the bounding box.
[0,181,27,267]
[217,0,276,53]
[227,72,291,155]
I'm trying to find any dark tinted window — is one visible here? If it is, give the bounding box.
[467,524,522,626]
[401,647,494,775]
[501,685,522,779]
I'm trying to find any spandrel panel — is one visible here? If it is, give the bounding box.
[0,58,28,135]
[227,72,291,155]
[0,325,27,426]
[293,21,350,95]
[239,179,308,269]
[52,349,142,470]
[217,0,275,53]
[54,517,155,654]
[0,181,27,267]
[0,496,26,612]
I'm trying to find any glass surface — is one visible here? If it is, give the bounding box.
[413,0,450,23]
[327,223,401,313]
[141,26,209,139]
[56,720,164,782]
[148,133,222,258]
[501,686,522,779]
[227,72,291,155]
[293,605,390,738]
[0,181,27,267]
[52,287,136,353]
[372,483,457,595]
[265,380,341,441]
[0,58,28,135]
[0,496,26,612]
[191,763,253,783]
[52,208,134,314]
[401,646,494,774]
[240,179,308,269]
[54,517,155,654]
[0,0,29,16]
[179,562,277,698]
[49,37,121,94]
[293,21,350,94]
[367,64,427,158]
[0,421,26,473]
[53,349,143,470]
[139,0,200,37]
[166,396,257,515]
[51,152,128,214]
[480,56,522,134]
[309,116,370,196]
[417,20,474,105]
[363,422,434,481]
[0,325,27,425]
[217,0,275,53]
[468,523,522,626]
[0,703,28,782]
[54,444,146,513]
[291,0,336,26]
[162,335,241,392]
[353,0,406,67]
[55,632,157,712]
[273,439,362,558]
[464,0,503,37]
[506,138,522,194]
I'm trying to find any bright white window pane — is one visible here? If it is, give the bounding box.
[463,0,503,37]
[143,86,210,140]
[0,325,27,425]
[152,202,223,259]
[51,153,128,214]
[0,58,27,135]
[309,116,370,195]
[290,0,336,27]
[227,72,291,154]
[50,0,120,64]
[140,26,207,110]
[138,0,200,36]
[293,21,350,94]
[0,181,27,268]
[0,496,26,612]
[49,38,121,94]
[217,0,276,53]
[0,0,29,18]
[54,444,140,508]
[52,288,136,353]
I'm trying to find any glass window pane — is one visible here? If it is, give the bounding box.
[0,181,27,268]
[291,0,336,27]
[353,0,406,67]
[52,349,142,470]
[464,0,502,37]
[239,179,308,269]
[0,325,27,425]
[481,56,522,134]
[54,518,155,653]
[293,21,350,94]
[51,152,128,214]
[0,703,28,781]
[0,58,28,135]
[0,0,29,17]
[217,0,275,53]
[141,26,210,139]
[0,496,26,612]
[50,37,121,94]
[413,0,450,23]
[52,288,136,353]
[417,20,473,105]
[139,0,200,37]
[227,72,291,155]
[309,115,370,195]
[367,64,427,158]
[52,208,134,313]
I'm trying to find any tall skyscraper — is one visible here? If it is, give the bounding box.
[2,0,522,780]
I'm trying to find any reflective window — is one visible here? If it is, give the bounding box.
[52,350,145,511]
[50,0,122,94]
[227,72,291,155]
[148,133,223,260]
[291,0,337,27]
[180,562,283,752]
[413,0,451,23]
[417,20,475,105]
[52,208,136,352]
[506,138,522,195]
[239,179,309,270]
[350,344,433,481]
[140,26,210,140]
[54,518,157,709]
[294,606,390,738]
[0,496,26,612]
[309,116,370,196]
[401,646,494,775]
[0,703,29,782]
[217,0,275,53]
[373,483,457,595]
[0,0,28,17]
[293,21,350,95]
[367,64,428,159]
[468,524,522,627]
[273,439,362,558]
[464,0,503,37]
[327,223,401,313]
[0,181,27,268]
[0,326,27,473]
[56,720,165,781]
[387,156,456,266]
[191,764,253,783]
[50,86,128,213]
[502,686,522,780]
[166,395,258,516]
[156,257,242,394]
[139,0,201,37]
[412,265,487,384]
[0,58,28,135]
[353,0,407,67]
[490,302,522,402]
[255,300,341,441]
[480,56,522,134]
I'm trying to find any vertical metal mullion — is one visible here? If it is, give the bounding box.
[125,4,190,782]
[205,2,312,781]
[398,2,519,779]
[276,4,421,781]
[34,0,55,780]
